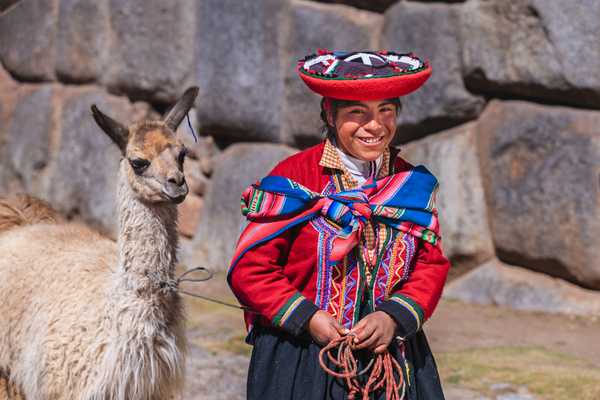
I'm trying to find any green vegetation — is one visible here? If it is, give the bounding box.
[437,346,600,400]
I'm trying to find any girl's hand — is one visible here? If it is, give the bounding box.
[308,310,348,346]
[349,311,397,354]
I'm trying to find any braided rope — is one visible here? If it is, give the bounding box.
[319,335,406,400]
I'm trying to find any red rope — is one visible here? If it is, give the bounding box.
[319,336,406,400]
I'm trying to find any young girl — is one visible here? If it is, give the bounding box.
[228,50,449,400]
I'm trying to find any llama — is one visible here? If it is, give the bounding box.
[0,87,199,400]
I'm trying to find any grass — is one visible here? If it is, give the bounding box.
[201,332,252,357]
[437,346,600,400]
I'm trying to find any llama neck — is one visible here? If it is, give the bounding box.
[115,163,179,295]
[86,163,185,399]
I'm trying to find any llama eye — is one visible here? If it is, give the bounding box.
[129,158,150,174]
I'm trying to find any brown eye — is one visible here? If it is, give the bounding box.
[129,158,150,174]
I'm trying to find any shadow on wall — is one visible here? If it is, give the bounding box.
[0,0,20,14]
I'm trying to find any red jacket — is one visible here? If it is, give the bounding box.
[228,141,450,337]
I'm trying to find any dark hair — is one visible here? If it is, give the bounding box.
[319,98,402,139]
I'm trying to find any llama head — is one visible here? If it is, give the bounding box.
[91,87,199,204]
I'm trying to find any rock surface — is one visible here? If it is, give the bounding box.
[401,122,494,270]
[477,100,600,289]
[55,0,109,83]
[195,0,286,143]
[283,0,381,146]
[185,159,209,196]
[444,386,487,400]
[383,2,485,142]
[0,68,19,192]
[175,108,219,178]
[460,0,600,108]
[2,85,55,194]
[178,194,203,239]
[0,0,599,306]
[191,143,297,270]
[104,0,195,103]
[0,0,58,81]
[44,87,132,236]
[444,259,600,317]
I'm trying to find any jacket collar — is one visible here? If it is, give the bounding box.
[318,138,392,188]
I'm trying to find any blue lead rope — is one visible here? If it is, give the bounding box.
[186,112,198,143]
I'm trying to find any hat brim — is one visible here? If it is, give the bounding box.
[297,65,431,101]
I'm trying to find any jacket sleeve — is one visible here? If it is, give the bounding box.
[375,238,450,338]
[228,228,319,336]
[227,162,320,336]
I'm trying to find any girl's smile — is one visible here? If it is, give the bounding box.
[327,99,398,161]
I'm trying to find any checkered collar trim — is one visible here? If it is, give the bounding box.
[319,139,392,184]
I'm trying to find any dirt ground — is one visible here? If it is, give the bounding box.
[3,271,599,399]
[427,300,600,367]
[180,273,600,400]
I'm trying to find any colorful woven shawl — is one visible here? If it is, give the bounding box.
[229,166,439,273]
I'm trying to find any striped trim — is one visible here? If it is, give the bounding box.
[272,293,305,327]
[389,294,424,330]
[384,232,406,299]
[248,189,264,214]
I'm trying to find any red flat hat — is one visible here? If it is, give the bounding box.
[297,50,431,101]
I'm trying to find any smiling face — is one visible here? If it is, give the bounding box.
[125,122,188,204]
[327,99,398,161]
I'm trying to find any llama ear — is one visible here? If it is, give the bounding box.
[91,105,129,155]
[164,86,199,131]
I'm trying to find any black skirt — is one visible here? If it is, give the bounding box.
[246,325,445,400]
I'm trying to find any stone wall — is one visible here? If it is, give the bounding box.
[1,0,599,291]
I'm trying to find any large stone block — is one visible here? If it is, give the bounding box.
[460,0,600,108]
[103,0,195,103]
[0,67,50,195]
[195,0,286,143]
[178,194,203,239]
[43,87,133,236]
[401,122,494,270]
[444,259,600,317]
[0,66,22,192]
[191,143,297,270]
[382,2,485,142]
[0,0,58,81]
[283,0,381,146]
[2,85,55,194]
[477,100,600,289]
[56,0,109,83]
[0,64,21,136]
